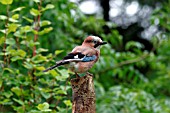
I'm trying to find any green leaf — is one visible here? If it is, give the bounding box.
[12,14,19,19]
[56,69,70,81]
[14,30,22,37]
[39,27,53,35]
[34,72,44,76]
[58,69,69,78]
[35,66,45,71]
[33,0,40,3]
[8,49,26,58]
[40,20,51,27]
[0,79,2,88]
[55,89,67,95]
[49,70,59,77]
[41,92,51,99]
[6,38,16,45]
[0,29,6,34]
[27,40,40,47]
[3,68,14,73]
[0,15,7,20]
[7,49,15,55]
[12,6,25,12]
[0,36,5,45]
[11,87,22,96]
[13,98,24,105]
[0,99,13,105]
[23,62,34,69]
[32,55,47,63]
[0,0,13,5]
[11,56,23,62]
[9,18,18,22]
[3,91,13,98]
[32,30,38,35]
[22,16,33,23]
[55,50,64,55]
[37,48,48,53]
[37,102,51,112]
[44,4,55,10]
[125,41,144,50]
[17,49,26,57]
[20,25,32,33]
[8,23,20,33]
[64,100,72,107]
[30,8,40,16]
[42,4,55,12]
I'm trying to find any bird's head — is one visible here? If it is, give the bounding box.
[82,36,107,49]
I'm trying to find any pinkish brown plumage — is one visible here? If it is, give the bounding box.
[43,36,107,78]
[68,46,100,73]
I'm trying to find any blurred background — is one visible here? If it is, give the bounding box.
[0,0,170,112]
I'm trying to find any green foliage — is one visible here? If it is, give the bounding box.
[0,0,71,112]
[0,0,170,112]
[37,102,52,112]
[97,86,170,113]
[0,0,13,5]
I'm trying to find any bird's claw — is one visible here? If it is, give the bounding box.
[86,72,93,77]
[75,73,80,78]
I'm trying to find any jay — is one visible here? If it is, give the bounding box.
[43,36,107,77]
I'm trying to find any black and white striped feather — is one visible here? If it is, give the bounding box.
[43,52,96,72]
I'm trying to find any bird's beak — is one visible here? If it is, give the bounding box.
[94,41,107,48]
[99,41,107,45]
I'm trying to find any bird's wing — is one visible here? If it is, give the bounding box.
[61,52,97,62]
[60,46,97,63]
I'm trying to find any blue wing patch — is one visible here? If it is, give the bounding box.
[82,55,97,62]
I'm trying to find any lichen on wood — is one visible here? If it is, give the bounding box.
[71,73,96,113]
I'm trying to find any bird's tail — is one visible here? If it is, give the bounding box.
[43,58,83,72]
[43,60,69,72]
[43,64,59,72]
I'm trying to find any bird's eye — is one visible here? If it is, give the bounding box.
[93,40,97,44]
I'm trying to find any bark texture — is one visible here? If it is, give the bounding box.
[71,73,95,113]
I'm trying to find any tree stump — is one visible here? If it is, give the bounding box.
[71,73,96,113]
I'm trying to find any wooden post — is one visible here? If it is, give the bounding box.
[71,73,96,113]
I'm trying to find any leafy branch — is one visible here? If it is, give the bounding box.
[100,53,149,74]
[3,5,9,66]
[33,0,42,56]
[100,45,158,74]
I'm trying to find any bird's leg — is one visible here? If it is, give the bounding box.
[86,72,93,77]
[75,72,80,78]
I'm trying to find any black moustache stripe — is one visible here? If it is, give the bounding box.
[94,43,100,48]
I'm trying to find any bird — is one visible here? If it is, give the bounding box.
[43,36,107,78]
